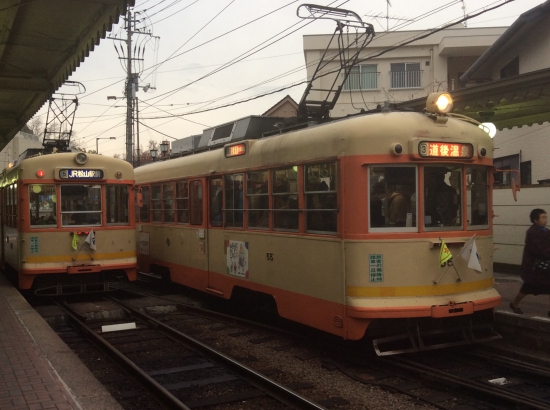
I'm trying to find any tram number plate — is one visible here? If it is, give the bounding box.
[266,253,274,261]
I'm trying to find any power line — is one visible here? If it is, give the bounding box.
[140,0,517,120]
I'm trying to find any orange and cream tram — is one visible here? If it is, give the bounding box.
[0,151,137,294]
[135,93,501,354]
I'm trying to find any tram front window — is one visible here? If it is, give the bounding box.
[424,166,461,230]
[29,184,57,227]
[60,185,102,226]
[369,166,417,230]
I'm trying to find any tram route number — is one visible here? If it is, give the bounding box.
[266,253,274,261]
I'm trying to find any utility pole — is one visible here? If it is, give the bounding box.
[108,8,157,166]
[125,9,133,165]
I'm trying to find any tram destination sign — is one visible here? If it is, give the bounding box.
[418,141,473,159]
[59,169,104,179]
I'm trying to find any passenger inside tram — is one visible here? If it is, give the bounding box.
[424,168,459,227]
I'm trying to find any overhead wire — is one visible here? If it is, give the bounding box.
[139,0,518,120]
[142,0,348,108]
[140,0,464,115]
[76,0,518,155]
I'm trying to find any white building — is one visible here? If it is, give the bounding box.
[0,129,42,170]
[302,26,507,117]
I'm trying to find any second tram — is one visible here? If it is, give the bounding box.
[0,151,137,294]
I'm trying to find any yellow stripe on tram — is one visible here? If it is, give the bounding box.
[347,278,494,297]
[25,251,136,264]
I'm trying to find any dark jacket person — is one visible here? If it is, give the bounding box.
[510,208,550,315]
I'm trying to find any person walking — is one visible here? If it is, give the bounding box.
[510,208,550,315]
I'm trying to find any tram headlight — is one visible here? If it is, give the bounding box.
[479,122,497,138]
[426,92,453,114]
[75,152,88,165]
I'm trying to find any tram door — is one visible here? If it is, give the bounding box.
[206,174,244,292]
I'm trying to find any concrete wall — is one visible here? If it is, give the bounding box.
[493,185,550,271]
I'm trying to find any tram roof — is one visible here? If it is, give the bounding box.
[135,111,492,184]
[0,0,134,151]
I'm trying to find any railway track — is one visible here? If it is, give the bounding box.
[113,278,550,409]
[52,296,328,410]
[43,279,550,410]
[383,348,550,410]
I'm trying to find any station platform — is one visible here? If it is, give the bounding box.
[494,272,550,319]
[0,274,122,410]
[0,270,548,410]
[493,272,550,336]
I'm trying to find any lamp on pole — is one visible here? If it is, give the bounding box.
[159,140,170,157]
[150,148,158,161]
[96,137,116,154]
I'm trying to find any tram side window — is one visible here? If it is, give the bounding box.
[305,163,337,233]
[247,170,269,229]
[424,166,462,230]
[273,167,298,231]
[190,180,203,225]
[175,181,189,224]
[60,185,101,226]
[467,167,489,227]
[163,183,174,224]
[30,184,57,227]
[210,178,223,227]
[7,184,17,228]
[140,186,150,222]
[151,184,162,223]
[225,173,243,228]
[4,184,17,228]
[106,185,129,225]
[369,166,417,229]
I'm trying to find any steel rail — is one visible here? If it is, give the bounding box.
[387,356,550,410]
[53,299,191,410]
[466,350,550,378]
[107,295,328,410]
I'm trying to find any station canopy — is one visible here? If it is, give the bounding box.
[0,0,134,151]
[395,68,550,131]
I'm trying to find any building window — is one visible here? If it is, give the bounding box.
[343,65,378,90]
[494,154,519,186]
[500,56,519,79]
[390,63,421,89]
[520,161,531,185]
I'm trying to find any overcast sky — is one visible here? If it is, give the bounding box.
[33,0,546,157]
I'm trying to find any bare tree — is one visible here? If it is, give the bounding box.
[26,117,44,137]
